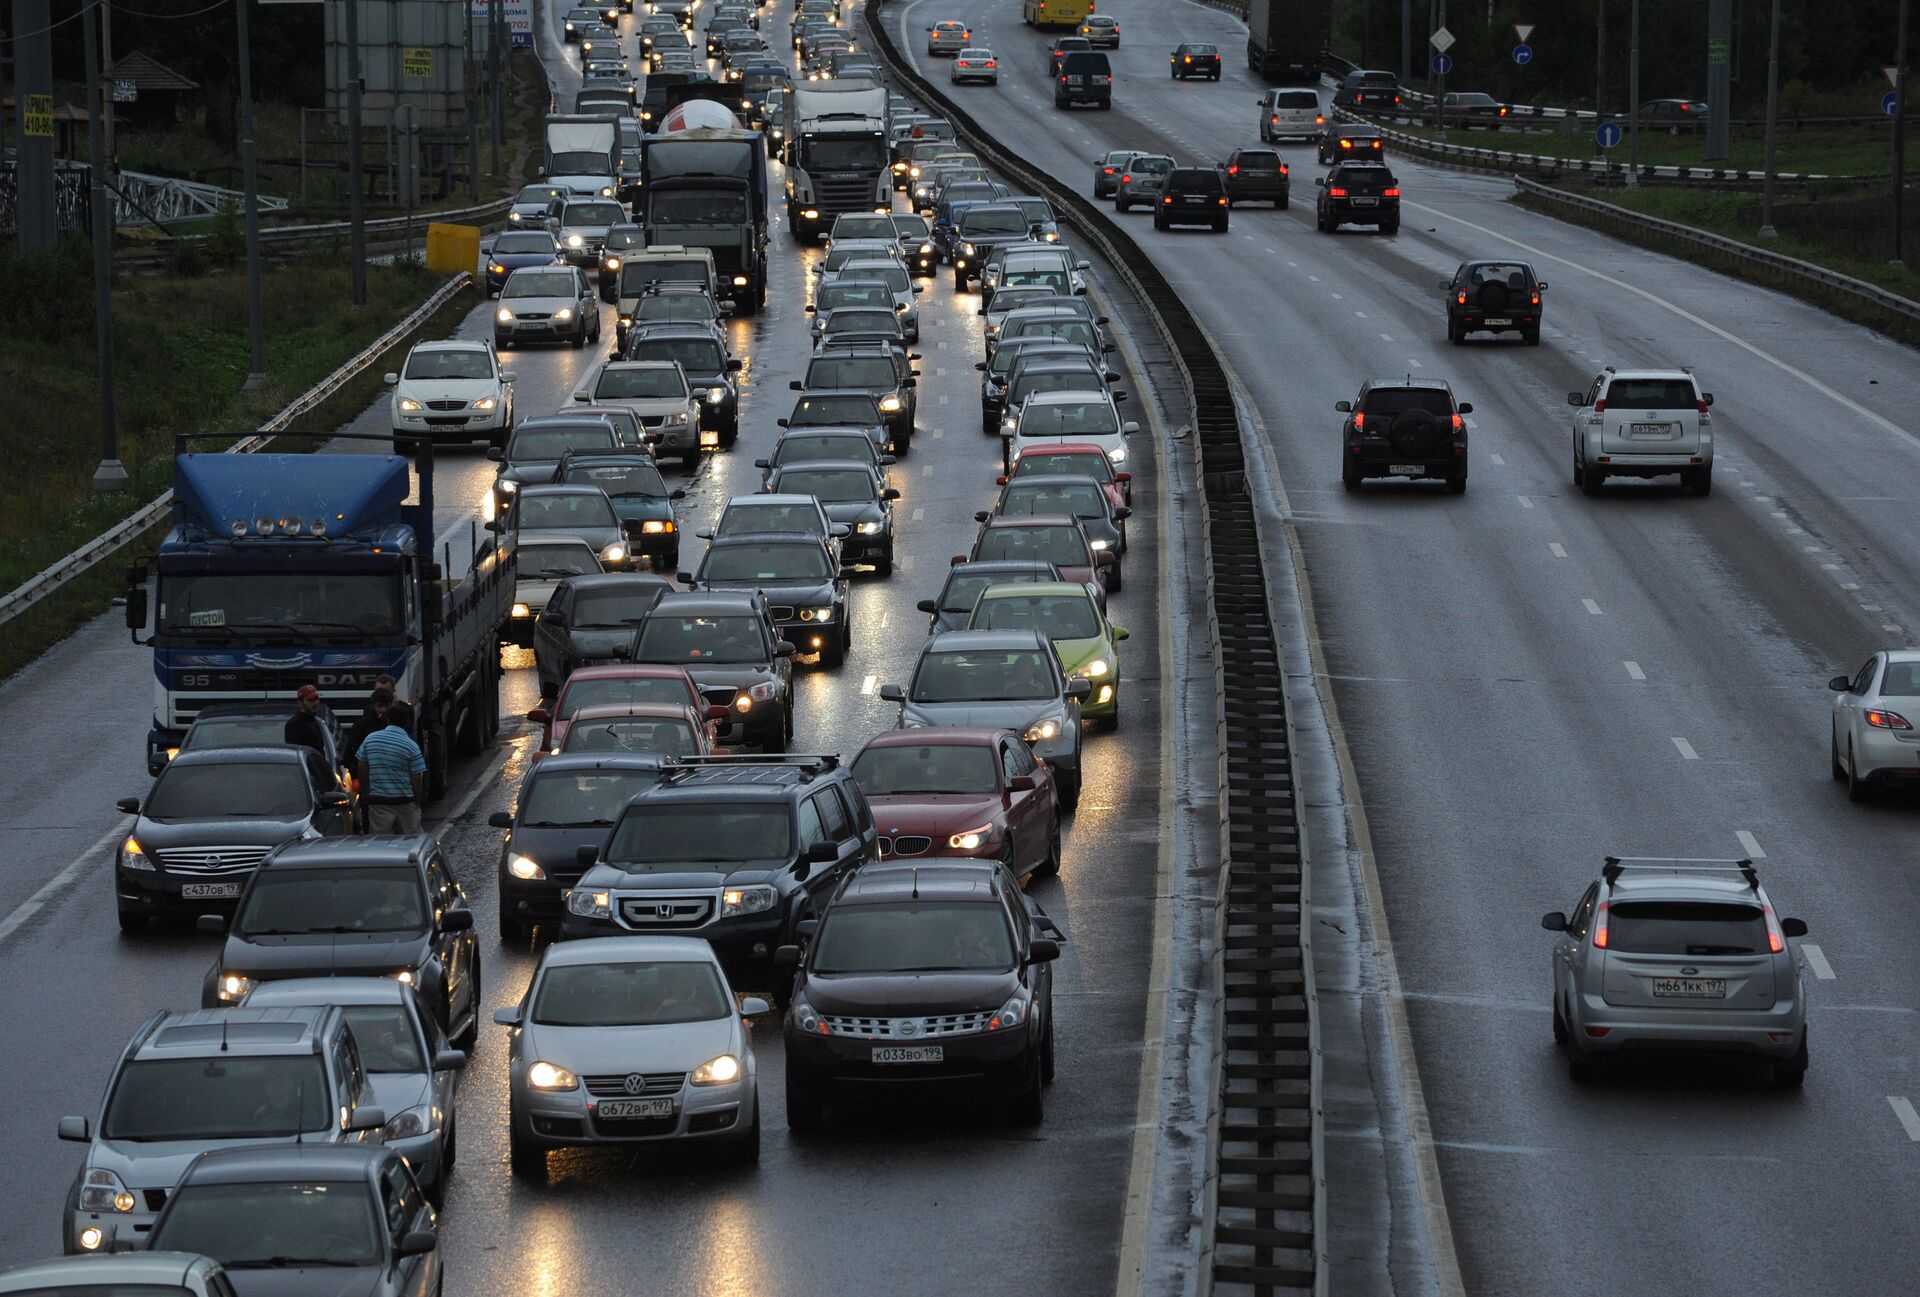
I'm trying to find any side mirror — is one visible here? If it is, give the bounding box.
[677,571,695,585]
[832,523,852,538]
[879,683,905,701]
[974,510,991,522]
[1783,917,1808,938]
[1315,177,1325,187]
[727,357,744,370]
[1456,402,1474,415]
[1113,626,1130,641]
[494,1005,523,1026]
[975,361,987,371]
[909,353,924,362]
[382,372,399,385]
[1114,507,1133,521]
[1121,421,1138,435]
[773,944,802,968]
[433,1049,469,1071]
[1536,281,1548,291]
[116,797,140,814]
[1540,911,1568,932]
[58,1116,91,1142]
[577,845,599,868]
[124,581,149,632]
[670,488,688,500]
[1102,342,1117,353]
[527,707,551,724]
[1075,260,1090,270]
[1026,937,1060,963]
[1703,393,1715,406]
[913,285,925,295]
[1008,774,1038,792]
[487,446,505,461]
[775,640,798,656]
[776,418,790,428]
[344,1105,387,1133]
[319,790,351,808]
[396,1231,438,1258]
[754,458,770,469]
[916,598,937,614]
[483,518,502,533]
[196,914,228,935]
[1095,552,1117,569]
[487,811,514,830]
[1116,472,1133,483]
[739,995,772,1017]
[790,379,805,390]
[704,705,730,723]
[806,841,839,863]
[502,370,518,383]
[1065,678,1093,699]
[573,392,592,402]
[1334,400,1352,413]
[1567,392,1586,407]
[1828,675,1853,692]
[879,455,897,466]
[439,909,475,933]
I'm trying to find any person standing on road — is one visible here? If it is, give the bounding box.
[358,701,426,835]
[285,685,330,758]
[341,677,399,768]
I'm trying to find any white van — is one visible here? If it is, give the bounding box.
[1259,88,1323,142]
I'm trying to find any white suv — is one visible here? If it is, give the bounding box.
[1568,367,1714,497]
[385,340,515,450]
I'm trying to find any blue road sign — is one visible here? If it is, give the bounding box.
[1596,120,1623,148]
[1432,52,1453,75]
[1512,43,1534,65]
[1886,91,1901,116]
[512,31,532,46]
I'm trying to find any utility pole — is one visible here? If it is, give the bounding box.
[464,0,480,200]
[83,1,127,492]
[1401,0,1412,85]
[1627,0,1641,178]
[1594,0,1606,158]
[234,0,268,388]
[10,0,57,251]
[346,0,367,305]
[1706,0,1732,161]
[1895,0,1910,264]
[489,0,504,173]
[102,0,116,186]
[1759,0,1782,237]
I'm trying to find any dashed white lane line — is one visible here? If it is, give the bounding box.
[1672,737,1700,760]
[1331,292,1344,300]
[1407,357,1423,368]
[1354,310,1369,319]
[1803,944,1836,981]
[938,394,951,405]
[0,821,124,949]
[1549,543,1568,558]
[1840,581,1861,590]
[935,366,947,376]
[1380,332,1395,342]
[1735,829,1766,859]
[1489,453,1505,465]
[1582,598,1603,615]
[1890,1097,1920,1141]
[1517,495,1534,509]
[878,611,889,630]
[898,554,915,572]
[1308,274,1320,282]
[1624,661,1646,680]
[921,464,934,477]
[929,428,944,440]
[1886,624,1905,634]
[1862,603,1883,612]
[911,506,925,521]
[860,674,877,696]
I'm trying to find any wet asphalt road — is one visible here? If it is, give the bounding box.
[0,1,1177,1291]
[889,0,1920,1292]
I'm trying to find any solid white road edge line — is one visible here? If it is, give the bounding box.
[1891,1096,1920,1141]
[1735,829,1766,859]
[0,821,127,950]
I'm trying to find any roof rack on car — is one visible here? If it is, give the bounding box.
[1601,856,1758,888]
[658,753,840,781]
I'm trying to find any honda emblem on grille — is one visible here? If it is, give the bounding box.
[655,904,674,919]
[623,1073,646,1094]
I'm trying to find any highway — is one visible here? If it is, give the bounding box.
[885,0,1920,1292]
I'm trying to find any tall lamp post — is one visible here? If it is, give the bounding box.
[235,0,268,388]
[83,0,127,491]
[1759,0,1783,238]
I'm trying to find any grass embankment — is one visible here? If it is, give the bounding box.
[0,244,481,681]
[1390,119,1894,178]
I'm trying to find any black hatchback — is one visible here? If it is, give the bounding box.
[1154,167,1229,232]
[1170,42,1221,80]
[1054,51,1111,109]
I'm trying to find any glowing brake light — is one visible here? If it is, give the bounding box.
[1279,164,1288,175]
[1315,114,1325,124]
[1227,164,1239,175]
[1383,186,1400,197]
[1339,138,1352,148]
[1763,902,1786,953]
[1866,708,1912,729]
[1162,196,1173,204]
[1121,173,1132,182]
[1592,902,1609,949]
[1531,294,1541,305]
[1060,74,1067,81]
[1351,412,1365,430]
[1103,167,1115,174]
[985,59,995,67]
[1183,55,1192,62]
[1456,291,1467,305]
[1271,115,1279,123]
[1450,413,1463,432]
[1327,186,1348,197]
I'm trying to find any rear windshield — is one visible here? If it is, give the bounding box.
[104,1057,331,1141]
[1061,53,1109,71]
[807,357,897,388]
[973,593,1100,639]
[1234,151,1281,168]
[563,716,698,758]
[776,468,875,503]
[939,570,1048,612]
[1003,481,1105,518]
[1273,90,1319,108]
[1169,169,1223,191]
[976,524,1090,566]
[518,492,617,531]
[720,502,825,536]
[563,461,669,498]
[1362,388,1454,418]
[510,426,616,460]
[556,677,691,720]
[792,393,882,424]
[1606,901,1769,955]
[1605,379,1698,409]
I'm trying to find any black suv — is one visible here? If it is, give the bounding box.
[798,345,919,449]
[1445,259,1547,345]
[626,591,798,750]
[563,755,879,1000]
[1170,42,1221,80]
[1154,167,1229,232]
[1315,162,1400,235]
[1331,68,1402,110]
[778,859,1063,1129]
[682,533,852,667]
[1054,51,1112,109]
[1316,123,1385,164]
[1222,147,1289,208]
[198,834,482,1050]
[554,451,687,572]
[1336,379,1472,494]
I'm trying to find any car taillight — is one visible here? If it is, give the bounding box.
[1328,186,1348,197]
[1217,196,1227,205]
[1351,412,1365,430]
[1763,902,1786,953]
[1279,164,1289,175]
[1450,413,1463,432]
[1696,399,1709,414]
[1499,105,1509,116]
[1120,174,1132,182]
[1228,164,1239,175]
[1105,75,1113,82]
[1162,195,1173,204]
[1383,186,1400,196]
[985,59,995,67]
[1371,141,1383,150]
[1060,74,1068,81]
[1866,708,1912,729]
[1456,291,1467,304]
[1593,399,1607,413]
[1592,902,1609,948]
[1315,114,1325,124]
[1339,138,1352,147]
[1184,55,1192,62]
[1531,294,1541,305]
[1393,94,1402,103]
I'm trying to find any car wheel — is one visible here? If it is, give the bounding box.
[1041,1020,1056,1085]
[117,906,147,935]
[1832,731,1847,781]
[1341,457,1361,492]
[1277,195,1289,210]
[499,906,528,944]
[1523,326,1541,346]
[1446,470,1468,495]
[1038,826,1062,878]
[1115,196,1127,212]
[508,1122,549,1183]
[538,673,558,700]
[1107,563,1123,593]
[1551,994,1569,1044]
[1007,1054,1045,1125]
[1056,767,1081,813]
[1382,218,1400,235]
[1566,1039,1598,1082]
[1775,1034,1809,1089]
[786,1074,827,1133]
[451,987,479,1055]
[732,1095,762,1163]
[1095,704,1119,733]
[1685,465,1713,497]
[1447,317,1464,344]
[873,551,894,576]
[954,271,967,292]
[1847,742,1871,802]
[1580,463,1606,497]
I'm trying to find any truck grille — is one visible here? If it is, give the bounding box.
[813,176,878,214]
[152,845,273,875]
[584,1071,686,1097]
[821,1012,991,1038]
[616,895,714,928]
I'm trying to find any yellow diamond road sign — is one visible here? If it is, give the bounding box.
[23,93,54,138]
[403,47,433,78]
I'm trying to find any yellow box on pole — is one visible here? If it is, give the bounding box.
[424,223,480,275]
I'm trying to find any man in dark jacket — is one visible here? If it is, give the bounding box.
[341,677,399,768]
[285,685,331,758]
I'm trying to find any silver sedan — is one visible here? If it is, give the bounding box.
[951,47,998,84]
[497,935,768,1180]
[1829,649,1920,800]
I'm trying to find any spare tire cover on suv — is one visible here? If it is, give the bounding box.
[1388,408,1443,456]
[1474,280,1511,312]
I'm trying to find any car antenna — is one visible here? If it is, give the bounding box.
[294,1082,305,1145]
[220,1016,229,1052]
[911,867,919,899]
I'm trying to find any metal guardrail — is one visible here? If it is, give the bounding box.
[0,273,474,630]
[1513,176,1920,325]
[861,3,1323,1293]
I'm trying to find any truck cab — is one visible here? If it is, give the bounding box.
[786,79,891,242]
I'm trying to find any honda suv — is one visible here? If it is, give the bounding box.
[1445,259,1547,345]
[1336,378,1471,493]
[1541,857,1809,1085]
[1568,367,1715,496]
[561,755,879,1001]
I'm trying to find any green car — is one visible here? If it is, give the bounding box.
[967,580,1128,728]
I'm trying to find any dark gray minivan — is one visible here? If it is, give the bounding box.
[1055,51,1111,109]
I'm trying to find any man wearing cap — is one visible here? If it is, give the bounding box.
[285,685,331,760]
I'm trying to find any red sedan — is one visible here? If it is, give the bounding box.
[850,727,1060,882]
[528,663,723,753]
[999,440,1132,508]
[965,512,1115,591]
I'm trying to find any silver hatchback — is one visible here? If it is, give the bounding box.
[1542,857,1809,1084]
[1112,155,1173,213]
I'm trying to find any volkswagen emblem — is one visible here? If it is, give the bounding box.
[623,1073,646,1094]
[897,1018,920,1038]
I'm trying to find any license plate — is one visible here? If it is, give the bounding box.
[872,1045,943,1064]
[1632,422,1673,436]
[1482,317,1512,326]
[1653,977,1726,998]
[595,1097,676,1118]
[1389,463,1425,475]
[180,882,241,899]
[1352,197,1378,206]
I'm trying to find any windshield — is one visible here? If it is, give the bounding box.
[940,570,1046,612]
[632,613,767,663]
[791,394,881,424]
[743,69,789,90]
[634,296,718,323]
[960,208,1027,235]
[605,227,644,249]
[818,284,894,312]
[518,185,563,204]
[493,232,555,255]
[975,525,1090,567]
[556,675,692,718]
[149,1182,380,1267]
[806,357,896,388]
[801,137,886,170]
[606,804,791,865]
[777,469,873,503]
[719,503,824,536]
[1019,402,1117,437]
[563,202,623,226]
[562,716,699,757]
[891,214,931,238]
[237,868,427,935]
[510,425,615,461]
[143,762,310,819]
[812,903,1014,973]
[571,587,665,628]
[517,492,617,531]
[834,215,896,240]
[157,572,402,639]
[911,648,1056,703]
[504,271,577,299]
[519,769,661,826]
[630,338,727,373]
[973,593,1100,640]
[1607,902,1769,955]
[534,960,730,1025]
[597,367,686,400]
[852,743,998,795]
[341,1006,423,1073]
[703,543,833,581]
[650,191,750,224]
[1014,451,1110,482]
[839,264,910,293]
[404,349,492,380]
[103,1057,330,1140]
[1013,199,1053,224]
[181,716,299,753]
[1003,482,1104,519]
[646,145,755,184]
[563,462,668,498]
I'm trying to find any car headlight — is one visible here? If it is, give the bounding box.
[640,519,674,534]
[566,888,611,919]
[509,211,523,221]
[1045,230,1059,241]
[661,411,689,425]
[707,385,728,404]
[948,823,993,851]
[963,242,976,257]
[791,993,827,1035]
[748,680,779,702]
[472,396,499,412]
[383,1105,431,1140]
[496,307,514,322]
[216,972,256,1003]
[802,208,820,219]
[986,991,1030,1031]
[719,885,777,917]
[391,969,415,986]
[878,394,902,412]
[567,234,585,248]
[857,520,883,534]
[508,854,545,880]
[601,186,614,197]
[1089,538,1110,551]
[554,307,575,321]
[910,166,921,177]
[527,1061,579,1091]
[1108,446,1128,463]
[605,255,622,270]
[79,1169,136,1214]
[1081,658,1110,678]
[498,477,520,494]
[919,242,934,254]
[510,602,532,619]
[1025,718,1060,743]
[601,542,627,564]
[118,836,153,871]
[688,1053,745,1087]
[487,262,506,274]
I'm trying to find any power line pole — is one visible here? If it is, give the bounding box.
[83,0,127,492]
[1594,0,1606,158]
[1895,0,1910,265]
[102,0,116,186]
[10,0,57,251]
[234,0,268,388]
[1706,0,1732,160]
[1759,0,1782,237]
[464,0,479,200]
[489,0,504,173]
[346,0,367,305]
[1628,0,1641,178]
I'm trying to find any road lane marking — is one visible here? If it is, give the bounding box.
[1735,829,1765,858]
[1582,598,1602,614]
[1549,543,1567,557]
[1803,944,1835,980]
[1672,737,1699,760]
[1517,495,1534,509]
[1841,581,1861,590]
[912,506,925,521]
[1862,603,1882,611]
[922,464,934,477]
[1331,292,1343,300]
[938,394,950,405]
[1891,1097,1920,1141]
[1489,453,1505,465]
[1407,357,1423,367]
[0,821,124,949]
[1380,332,1395,341]
[1624,661,1645,680]
[930,428,944,440]
[899,554,914,571]
[860,674,877,695]
[432,739,516,828]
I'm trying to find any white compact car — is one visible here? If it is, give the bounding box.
[1829,649,1920,800]
[951,47,998,84]
[1568,367,1715,497]
[1010,390,1136,469]
[384,340,515,449]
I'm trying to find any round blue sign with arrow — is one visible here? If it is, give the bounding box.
[1512,43,1533,65]
[1596,120,1623,148]
[1886,91,1901,117]
[1432,52,1453,75]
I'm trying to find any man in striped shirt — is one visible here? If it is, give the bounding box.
[357,701,427,834]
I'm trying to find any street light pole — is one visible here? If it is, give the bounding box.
[1895,0,1910,265]
[1628,0,1641,179]
[83,0,127,491]
[464,0,480,200]
[346,0,368,305]
[489,0,504,173]
[234,0,268,388]
[1594,0,1606,159]
[1759,0,1782,237]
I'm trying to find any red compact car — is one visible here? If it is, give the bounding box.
[528,663,721,753]
[999,440,1132,508]
[850,727,1060,882]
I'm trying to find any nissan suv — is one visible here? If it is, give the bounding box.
[561,755,879,1001]
[1336,378,1472,493]
[1568,367,1715,496]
